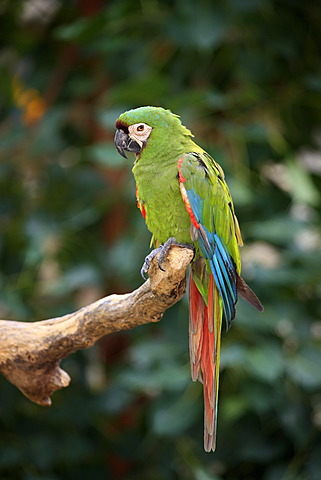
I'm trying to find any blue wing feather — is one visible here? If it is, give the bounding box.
[185,188,237,330]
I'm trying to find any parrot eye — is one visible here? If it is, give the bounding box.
[128,123,152,143]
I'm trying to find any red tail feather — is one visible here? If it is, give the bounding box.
[189,273,222,452]
[189,276,205,382]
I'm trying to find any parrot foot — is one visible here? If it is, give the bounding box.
[140,246,163,279]
[141,237,194,279]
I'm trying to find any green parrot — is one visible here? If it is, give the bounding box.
[114,106,263,452]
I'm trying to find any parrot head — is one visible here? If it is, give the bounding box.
[114,106,193,158]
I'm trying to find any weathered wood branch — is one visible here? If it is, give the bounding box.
[0,246,193,406]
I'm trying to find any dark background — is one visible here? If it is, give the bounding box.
[1,1,321,479]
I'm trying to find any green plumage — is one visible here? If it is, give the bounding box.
[119,107,195,243]
[118,107,240,258]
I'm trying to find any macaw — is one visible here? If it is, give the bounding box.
[114,106,263,452]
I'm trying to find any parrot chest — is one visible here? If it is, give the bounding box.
[133,161,191,245]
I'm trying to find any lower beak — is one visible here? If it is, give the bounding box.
[114,129,141,158]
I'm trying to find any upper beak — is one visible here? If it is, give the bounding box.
[114,129,141,159]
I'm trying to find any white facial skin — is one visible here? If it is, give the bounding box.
[128,123,153,147]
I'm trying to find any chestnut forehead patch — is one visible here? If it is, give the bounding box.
[115,119,129,133]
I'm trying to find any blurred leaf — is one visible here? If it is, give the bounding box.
[88,143,128,168]
[248,216,304,244]
[287,348,321,388]
[152,385,200,436]
[286,158,320,206]
[245,343,284,382]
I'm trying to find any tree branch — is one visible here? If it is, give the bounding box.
[0,246,193,406]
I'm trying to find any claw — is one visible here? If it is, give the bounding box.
[141,238,195,278]
[140,246,162,279]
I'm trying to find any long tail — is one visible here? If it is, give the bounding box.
[189,273,222,452]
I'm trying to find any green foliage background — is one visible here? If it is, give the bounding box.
[1,0,321,479]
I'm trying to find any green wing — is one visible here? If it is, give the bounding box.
[178,151,243,326]
[179,151,242,263]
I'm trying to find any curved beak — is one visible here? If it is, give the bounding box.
[114,129,141,158]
